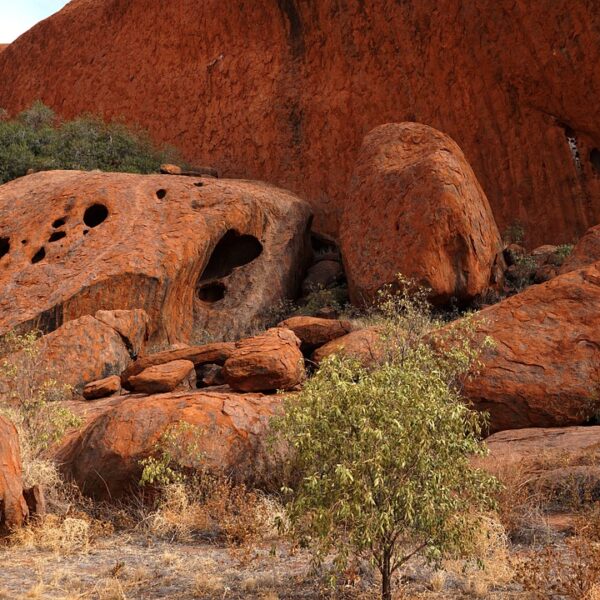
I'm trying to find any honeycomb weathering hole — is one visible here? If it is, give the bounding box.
[49,231,67,243]
[31,247,46,264]
[52,217,67,228]
[197,282,226,303]
[591,149,600,174]
[0,237,9,259]
[83,204,109,228]
[199,230,263,282]
[156,189,167,199]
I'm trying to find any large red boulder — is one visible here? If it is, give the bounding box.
[222,328,305,392]
[3,1,598,246]
[55,392,281,499]
[0,171,311,345]
[278,316,354,353]
[340,123,504,306]
[462,263,600,431]
[312,328,384,366]
[127,359,195,394]
[0,416,29,532]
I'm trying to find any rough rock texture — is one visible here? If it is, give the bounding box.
[463,264,600,431]
[0,416,29,531]
[0,170,311,345]
[560,224,600,273]
[222,328,305,392]
[121,342,235,389]
[278,316,353,353]
[301,260,343,295]
[55,392,281,499]
[341,123,504,305]
[1,310,147,395]
[3,1,599,245]
[485,426,600,460]
[312,328,384,366]
[128,360,195,394]
[83,375,122,400]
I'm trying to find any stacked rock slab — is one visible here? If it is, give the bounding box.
[278,316,354,354]
[0,171,312,345]
[55,392,281,499]
[340,123,504,306]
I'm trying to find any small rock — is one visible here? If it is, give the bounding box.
[312,328,384,366]
[222,328,305,392]
[128,360,195,394]
[301,260,344,295]
[83,375,122,400]
[278,316,354,353]
[533,264,558,284]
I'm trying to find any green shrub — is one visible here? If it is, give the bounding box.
[272,281,499,600]
[0,101,179,184]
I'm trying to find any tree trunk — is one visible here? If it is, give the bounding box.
[381,548,392,600]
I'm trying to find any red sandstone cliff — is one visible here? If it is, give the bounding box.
[0,0,599,246]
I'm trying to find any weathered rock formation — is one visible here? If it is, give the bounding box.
[0,416,29,532]
[128,359,195,394]
[83,375,122,400]
[560,224,600,273]
[312,328,384,366]
[1,1,599,245]
[222,328,305,392]
[463,263,600,431]
[341,123,504,306]
[0,171,311,345]
[1,309,148,395]
[56,392,281,499]
[278,316,353,354]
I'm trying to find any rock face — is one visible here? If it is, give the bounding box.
[56,392,281,499]
[560,224,600,274]
[341,123,504,305]
[3,1,599,245]
[0,416,29,532]
[222,328,305,392]
[1,310,148,396]
[463,264,600,431]
[128,359,195,394]
[0,170,312,345]
[312,328,384,366]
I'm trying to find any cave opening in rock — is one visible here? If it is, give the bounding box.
[199,230,263,282]
[83,204,109,228]
[197,282,226,303]
[31,247,46,264]
[49,231,67,243]
[52,217,67,228]
[0,237,10,259]
[156,189,167,200]
[590,149,600,174]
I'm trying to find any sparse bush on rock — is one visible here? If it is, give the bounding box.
[0,101,178,184]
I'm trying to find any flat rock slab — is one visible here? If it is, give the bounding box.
[128,359,195,394]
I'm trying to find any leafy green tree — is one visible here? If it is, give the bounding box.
[273,283,498,600]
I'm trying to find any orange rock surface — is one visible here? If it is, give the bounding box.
[222,328,305,392]
[278,316,353,353]
[312,328,384,366]
[340,123,504,305]
[463,264,600,431]
[128,359,195,394]
[0,171,311,344]
[0,1,599,245]
[0,415,28,531]
[55,391,281,499]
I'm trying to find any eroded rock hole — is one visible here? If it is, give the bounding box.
[52,217,67,228]
[197,282,226,303]
[194,182,204,187]
[156,189,167,200]
[590,149,600,174]
[199,230,263,282]
[0,237,10,259]
[31,247,46,264]
[49,231,67,243]
[83,204,108,228]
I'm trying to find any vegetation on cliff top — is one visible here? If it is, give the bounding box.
[0,101,178,184]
